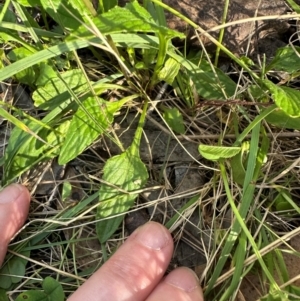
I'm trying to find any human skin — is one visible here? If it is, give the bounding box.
[0,184,204,301]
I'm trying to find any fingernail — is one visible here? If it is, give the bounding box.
[135,222,170,250]
[0,184,24,204]
[166,268,199,293]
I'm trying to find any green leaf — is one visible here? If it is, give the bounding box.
[285,0,300,13]
[3,119,70,184]
[35,62,57,87]
[265,108,300,129]
[267,46,300,73]
[99,0,117,12]
[71,2,184,40]
[0,289,9,301]
[40,0,94,31]
[199,144,241,161]
[264,80,300,117]
[7,47,37,85]
[15,277,64,301]
[288,285,300,300]
[58,97,111,164]
[15,291,46,301]
[0,5,17,22]
[62,181,72,201]
[231,141,250,185]
[42,277,64,301]
[274,190,294,211]
[96,148,148,243]
[96,99,149,243]
[0,21,63,39]
[157,57,180,84]
[32,69,89,109]
[0,257,26,289]
[59,95,134,164]
[15,0,41,6]
[163,107,185,134]
[169,51,237,100]
[0,34,159,83]
[260,291,289,301]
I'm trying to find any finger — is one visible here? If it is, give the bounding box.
[0,184,31,266]
[145,267,204,301]
[68,222,174,301]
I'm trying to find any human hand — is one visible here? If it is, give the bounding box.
[0,184,204,301]
[0,184,31,265]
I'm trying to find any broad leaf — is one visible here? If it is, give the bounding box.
[100,0,118,12]
[3,120,70,184]
[7,47,37,85]
[170,52,237,100]
[264,80,300,117]
[35,62,57,87]
[40,0,94,31]
[158,57,180,84]
[199,145,241,161]
[163,107,185,134]
[0,289,9,301]
[15,277,64,301]
[16,291,46,301]
[0,259,25,289]
[274,190,294,211]
[59,96,132,164]
[42,277,64,301]
[0,254,28,289]
[70,2,184,40]
[96,147,148,243]
[32,69,89,109]
[267,46,300,73]
[96,100,149,243]
[265,108,300,129]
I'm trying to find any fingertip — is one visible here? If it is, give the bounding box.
[146,267,204,301]
[4,184,31,219]
[0,184,31,266]
[68,222,174,301]
[0,184,30,204]
[165,267,200,293]
[0,184,30,235]
[132,221,173,251]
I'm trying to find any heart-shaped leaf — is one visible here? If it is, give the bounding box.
[264,80,300,117]
[199,144,241,161]
[15,277,64,301]
[96,147,148,243]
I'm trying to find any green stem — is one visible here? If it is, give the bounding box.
[214,0,230,66]
[150,32,168,88]
[101,242,108,262]
[129,100,149,156]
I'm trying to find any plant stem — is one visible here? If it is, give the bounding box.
[214,0,230,66]
[129,99,149,157]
